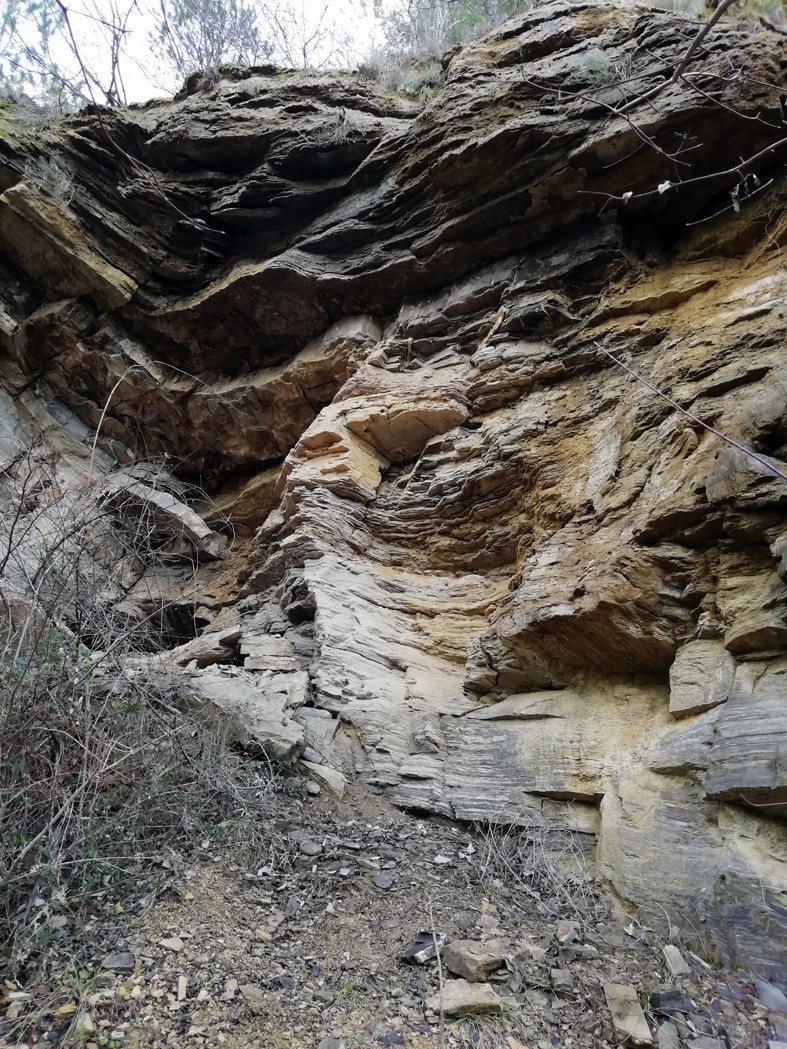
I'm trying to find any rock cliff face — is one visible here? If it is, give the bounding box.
[2,0,787,987]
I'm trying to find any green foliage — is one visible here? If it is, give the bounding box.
[398,57,442,99]
[374,0,531,58]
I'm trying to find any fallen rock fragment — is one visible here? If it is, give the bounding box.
[555,920,580,945]
[515,942,547,964]
[168,625,242,668]
[604,983,654,1046]
[425,978,504,1017]
[401,930,447,964]
[442,939,509,981]
[757,979,787,1014]
[663,944,691,976]
[551,968,575,994]
[300,759,347,797]
[100,951,136,972]
[102,475,227,561]
[239,983,267,1014]
[159,936,184,952]
[650,989,693,1016]
[657,1021,680,1049]
[299,838,322,856]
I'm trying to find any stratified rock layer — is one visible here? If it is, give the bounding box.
[2,1,787,988]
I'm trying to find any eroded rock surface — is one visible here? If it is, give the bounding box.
[2,1,787,988]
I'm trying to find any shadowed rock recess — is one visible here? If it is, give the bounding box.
[2,0,787,988]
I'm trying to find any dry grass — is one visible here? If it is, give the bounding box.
[471,817,603,922]
[0,447,284,981]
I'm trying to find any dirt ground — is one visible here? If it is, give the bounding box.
[1,786,782,1049]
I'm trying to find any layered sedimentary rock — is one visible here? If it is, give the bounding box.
[2,1,787,986]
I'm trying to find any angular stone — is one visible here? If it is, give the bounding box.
[657,1021,680,1049]
[102,475,226,561]
[0,182,137,309]
[241,634,297,672]
[424,979,504,1018]
[442,939,509,982]
[192,671,304,761]
[662,945,691,977]
[100,952,136,972]
[550,968,574,994]
[555,920,580,945]
[669,642,735,719]
[604,983,653,1046]
[168,625,242,668]
[756,979,787,1014]
[299,760,347,797]
[650,990,693,1016]
[345,396,469,464]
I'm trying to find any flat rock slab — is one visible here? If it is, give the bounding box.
[605,983,654,1046]
[657,1021,680,1049]
[663,944,691,976]
[300,759,347,797]
[669,641,735,718]
[442,938,509,981]
[100,951,136,972]
[425,979,504,1017]
[756,979,787,1014]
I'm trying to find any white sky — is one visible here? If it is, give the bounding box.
[32,0,382,104]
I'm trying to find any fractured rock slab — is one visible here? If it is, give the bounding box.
[604,983,653,1046]
[425,979,504,1018]
[662,945,691,977]
[669,642,735,719]
[442,939,509,982]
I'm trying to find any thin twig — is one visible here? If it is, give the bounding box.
[428,897,446,1049]
[618,0,741,115]
[582,134,787,208]
[596,343,787,484]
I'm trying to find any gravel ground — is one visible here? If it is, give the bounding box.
[2,787,783,1049]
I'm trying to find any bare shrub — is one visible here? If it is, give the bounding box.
[22,155,75,205]
[151,0,273,85]
[357,47,443,99]
[471,817,603,921]
[0,448,283,979]
[258,0,352,69]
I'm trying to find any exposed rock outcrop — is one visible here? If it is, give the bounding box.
[2,1,787,988]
